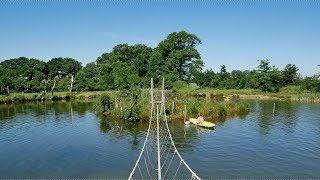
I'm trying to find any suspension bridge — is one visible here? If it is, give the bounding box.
[128,78,201,180]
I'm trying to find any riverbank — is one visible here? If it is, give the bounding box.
[1,87,320,105]
[3,89,319,122]
[173,88,320,103]
[0,91,118,104]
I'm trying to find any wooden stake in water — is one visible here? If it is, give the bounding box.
[120,99,123,117]
[273,102,276,114]
[184,105,187,123]
[172,101,175,114]
[184,105,190,125]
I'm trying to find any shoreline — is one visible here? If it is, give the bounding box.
[1,89,319,105]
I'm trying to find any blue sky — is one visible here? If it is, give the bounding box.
[1,0,319,76]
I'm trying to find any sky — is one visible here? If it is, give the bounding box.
[0,0,320,76]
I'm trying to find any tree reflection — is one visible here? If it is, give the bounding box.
[0,101,94,129]
[256,100,299,135]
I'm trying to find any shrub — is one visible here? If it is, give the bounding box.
[237,101,250,114]
[100,95,111,112]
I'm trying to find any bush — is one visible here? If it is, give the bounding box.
[237,101,250,114]
[100,95,111,112]
[279,85,302,94]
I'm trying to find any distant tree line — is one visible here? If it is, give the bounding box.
[194,60,320,93]
[0,31,319,94]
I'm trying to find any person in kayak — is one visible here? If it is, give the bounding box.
[197,113,204,124]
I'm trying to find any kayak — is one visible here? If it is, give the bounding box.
[189,118,215,128]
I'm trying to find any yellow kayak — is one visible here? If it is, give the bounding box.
[189,118,215,128]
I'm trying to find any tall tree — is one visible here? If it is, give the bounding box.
[281,64,299,86]
[155,31,203,82]
[0,57,48,93]
[97,44,152,90]
[47,57,82,92]
[75,62,101,91]
[256,59,281,92]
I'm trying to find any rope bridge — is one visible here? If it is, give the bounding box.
[128,79,201,180]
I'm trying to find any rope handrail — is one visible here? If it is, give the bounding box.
[163,109,201,180]
[128,78,201,179]
[128,114,152,180]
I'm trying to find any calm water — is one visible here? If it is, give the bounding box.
[0,100,319,178]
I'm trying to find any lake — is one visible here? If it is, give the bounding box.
[0,100,319,178]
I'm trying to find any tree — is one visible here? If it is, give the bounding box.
[146,51,165,86]
[156,31,203,82]
[0,57,48,93]
[301,76,320,92]
[97,44,152,90]
[218,65,230,88]
[281,64,299,86]
[256,59,281,92]
[0,67,13,94]
[75,62,101,91]
[47,57,82,92]
[229,70,246,89]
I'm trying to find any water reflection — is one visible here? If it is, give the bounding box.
[0,100,319,178]
[255,100,299,135]
[98,115,148,150]
[0,101,94,131]
[0,101,93,119]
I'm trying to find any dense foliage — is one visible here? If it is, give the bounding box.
[0,31,319,94]
[192,60,319,93]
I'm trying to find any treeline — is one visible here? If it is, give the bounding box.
[0,30,319,94]
[194,61,320,93]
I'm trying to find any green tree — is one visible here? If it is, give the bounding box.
[97,44,151,90]
[256,60,281,92]
[0,67,14,94]
[75,62,101,91]
[47,57,82,92]
[281,64,299,86]
[218,65,230,88]
[0,57,48,93]
[301,76,320,92]
[156,31,203,82]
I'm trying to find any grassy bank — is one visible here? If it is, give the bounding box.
[0,91,122,104]
[1,86,319,122]
[170,86,320,103]
[1,85,319,105]
[97,90,250,122]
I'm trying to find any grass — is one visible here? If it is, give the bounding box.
[169,86,320,103]
[98,92,250,122]
[2,85,320,105]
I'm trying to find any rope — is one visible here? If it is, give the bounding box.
[137,163,143,179]
[173,160,183,179]
[144,156,152,179]
[128,108,153,179]
[163,95,201,180]
[163,150,176,178]
[128,78,201,180]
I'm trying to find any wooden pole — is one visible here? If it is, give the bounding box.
[184,104,187,123]
[272,102,275,114]
[156,105,161,180]
[171,101,175,114]
[120,99,123,117]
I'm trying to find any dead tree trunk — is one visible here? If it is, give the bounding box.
[69,74,74,92]
[51,76,58,96]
